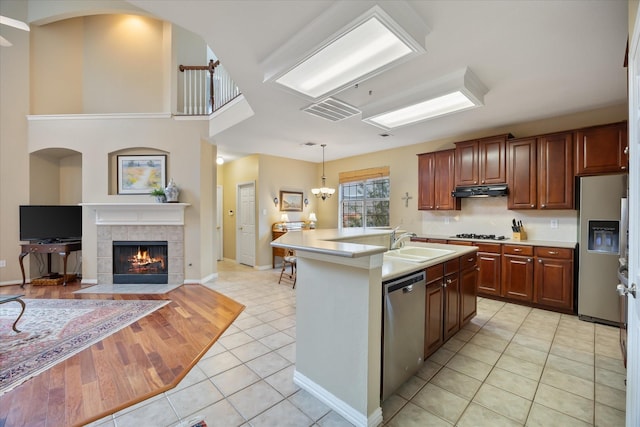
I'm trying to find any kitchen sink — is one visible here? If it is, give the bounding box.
[384,246,455,263]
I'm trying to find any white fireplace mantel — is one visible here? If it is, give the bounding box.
[81,203,190,225]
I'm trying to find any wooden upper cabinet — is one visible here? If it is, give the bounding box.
[434,150,460,210]
[538,132,574,210]
[507,138,537,209]
[454,140,479,186]
[479,136,508,184]
[417,153,436,210]
[455,135,509,187]
[575,121,628,176]
[417,150,460,211]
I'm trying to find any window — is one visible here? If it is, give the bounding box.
[340,176,390,229]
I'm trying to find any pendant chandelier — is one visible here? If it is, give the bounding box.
[311,144,336,200]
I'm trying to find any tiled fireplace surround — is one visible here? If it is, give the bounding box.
[87,204,187,285]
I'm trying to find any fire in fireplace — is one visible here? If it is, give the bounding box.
[113,241,168,284]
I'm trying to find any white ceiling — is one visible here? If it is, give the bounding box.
[131,0,628,163]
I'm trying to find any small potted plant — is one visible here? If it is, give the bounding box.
[150,188,166,203]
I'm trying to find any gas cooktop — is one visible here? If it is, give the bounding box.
[451,233,508,240]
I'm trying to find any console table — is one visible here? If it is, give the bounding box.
[19,241,82,287]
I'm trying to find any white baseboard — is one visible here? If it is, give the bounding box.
[81,278,98,285]
[293,370,383,427]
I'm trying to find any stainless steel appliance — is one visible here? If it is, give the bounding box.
[382,270,426,401]
[578,174,627,325]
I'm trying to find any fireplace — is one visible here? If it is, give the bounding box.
[113,241,168,284]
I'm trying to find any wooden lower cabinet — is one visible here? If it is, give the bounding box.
[533,247,574,311]
[425,264,444,357]
[443,259,460,341]
[459,253,478,326]
[475,242,501,297]
[424,252,478,358]
[501,256,534,301]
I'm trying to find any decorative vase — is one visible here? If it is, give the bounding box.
[165,178,180,203]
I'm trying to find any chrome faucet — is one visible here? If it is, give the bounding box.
[390,231,417,249]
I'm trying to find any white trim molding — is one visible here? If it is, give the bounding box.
[81,203,189,226]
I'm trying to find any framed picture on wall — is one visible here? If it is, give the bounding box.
[280,191,303,212]
[117,155,167,194]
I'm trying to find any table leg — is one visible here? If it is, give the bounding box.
[19,252,28,288]
[62,252,70,286]
[11,298,26,333]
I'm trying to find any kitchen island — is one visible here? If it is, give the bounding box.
[272,229,477,427]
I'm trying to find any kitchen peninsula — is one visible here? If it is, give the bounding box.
[271,229,477,427]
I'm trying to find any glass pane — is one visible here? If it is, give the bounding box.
[365,200,389,227]
[366,179,390,198]
[342,201,363,228]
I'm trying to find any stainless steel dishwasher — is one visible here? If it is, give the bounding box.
[381,270,426,401]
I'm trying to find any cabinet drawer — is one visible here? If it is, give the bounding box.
[410,237,428,243]
[460,252,478,270]
[445,258,459,274]
[503,244,533,256]
[474,242,501,253]
[426,264,444,283]
[447,240,473,246]
[427,238,448,244]
[535,247,573,259]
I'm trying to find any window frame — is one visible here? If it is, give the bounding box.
[339,175,390,230]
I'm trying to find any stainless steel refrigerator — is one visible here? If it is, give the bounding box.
[578,174,628,325]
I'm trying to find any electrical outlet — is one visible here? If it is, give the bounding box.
[550,219,559,229]
[444,216,450,224]
[0,260,6,268]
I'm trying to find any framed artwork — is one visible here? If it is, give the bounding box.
[117,155,167,194]
[280,191,303,212]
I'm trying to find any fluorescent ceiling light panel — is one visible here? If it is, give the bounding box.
[362,67,488,130]
[276,17,413,99]
[366,91,476,128]
[262,3,428,101]
[0,15,30,32]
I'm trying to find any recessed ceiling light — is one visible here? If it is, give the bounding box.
[362,67,488,130]
[262,3,428,101]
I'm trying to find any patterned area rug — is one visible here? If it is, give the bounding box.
[0,298,169,395]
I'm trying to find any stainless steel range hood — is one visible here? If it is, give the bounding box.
[452,184,508,198]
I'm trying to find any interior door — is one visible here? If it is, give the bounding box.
[236,182,256,266]
[216,185,223,261]
[626,9,640,425]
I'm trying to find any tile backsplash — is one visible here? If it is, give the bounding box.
[415,197,578,242]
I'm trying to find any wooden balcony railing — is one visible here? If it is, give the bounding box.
[178,59,241,116]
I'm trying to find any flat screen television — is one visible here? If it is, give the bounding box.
[19,205,82,243]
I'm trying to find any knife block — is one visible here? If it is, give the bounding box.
[512,231,527,241]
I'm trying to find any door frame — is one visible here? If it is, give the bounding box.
[626,5,640,425]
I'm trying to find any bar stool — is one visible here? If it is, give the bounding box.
[278,250,297,288]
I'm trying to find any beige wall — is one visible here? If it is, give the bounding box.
[0,0,30,285]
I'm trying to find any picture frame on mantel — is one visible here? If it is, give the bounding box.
[280,191,303,212]
[117,155,167,194]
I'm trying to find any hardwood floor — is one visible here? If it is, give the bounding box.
[0,281,245,427]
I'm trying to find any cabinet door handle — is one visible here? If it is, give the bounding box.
[446,279,452,284]
[538,259,543,263]
[531,204,535,208]
[541,204,546,208]
[527,258,532,262]
[621,166,626,170]
[513,248,522,252]
[624,146,629,155]
[548,251,558,255]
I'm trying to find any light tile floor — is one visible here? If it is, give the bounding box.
[91,260,626,427]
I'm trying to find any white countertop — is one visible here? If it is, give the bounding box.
[272,229,477,280]
[423,234,577,249]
